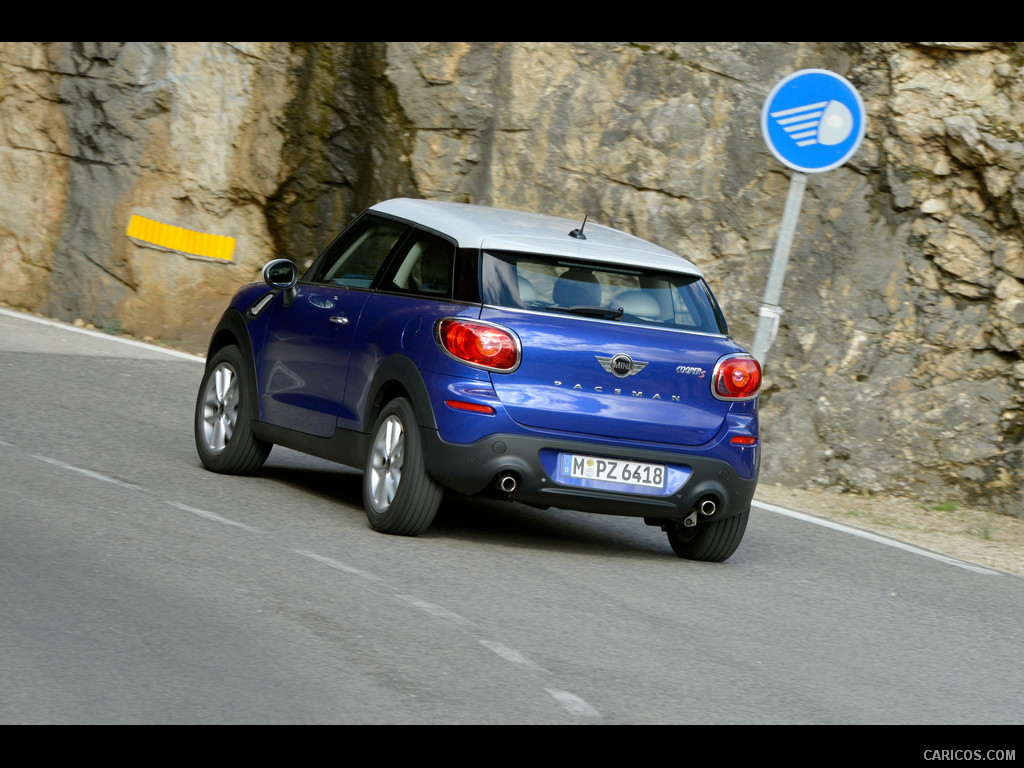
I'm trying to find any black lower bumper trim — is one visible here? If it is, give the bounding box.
[420,429,758,521]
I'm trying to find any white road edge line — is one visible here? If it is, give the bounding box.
[752,500,1000,575]
[0,306,205,362]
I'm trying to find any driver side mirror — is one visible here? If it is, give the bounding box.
[262,259,299,305]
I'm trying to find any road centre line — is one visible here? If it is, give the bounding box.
[22,446,599,717]
[478,639,543,671]
[396,594,477,628]
[31,455,266,535]
[33,455,144,490]
[294,552,601,718]
[164,501,265,534]
[293,550,385,584]
[545,689,601,718]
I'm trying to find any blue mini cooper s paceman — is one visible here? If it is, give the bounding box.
[194,198,761,561]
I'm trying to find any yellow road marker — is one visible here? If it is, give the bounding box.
[126,214,235,261]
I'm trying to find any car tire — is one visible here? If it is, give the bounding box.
[194,345,272,475]
[363,397,442,536]
[666,508,748,562]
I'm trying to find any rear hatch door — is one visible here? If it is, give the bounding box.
[481,308,737,447]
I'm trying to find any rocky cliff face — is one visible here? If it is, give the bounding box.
[1,42,1021,514]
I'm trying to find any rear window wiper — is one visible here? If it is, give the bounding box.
[546,305,624,320]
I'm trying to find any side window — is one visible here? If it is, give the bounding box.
[385,232,455,298]
[312,216,408,288]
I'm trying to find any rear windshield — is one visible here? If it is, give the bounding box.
[481,251,727,334]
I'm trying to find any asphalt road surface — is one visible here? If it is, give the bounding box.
[1,307,1022,725]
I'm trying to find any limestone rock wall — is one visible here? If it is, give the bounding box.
[1,41,1021,513]
[1,42,297,350]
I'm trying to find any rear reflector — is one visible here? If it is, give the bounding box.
[445,399,495,415]
[730,436,758,445]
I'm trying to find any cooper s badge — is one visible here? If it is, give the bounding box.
[675,365,706,378]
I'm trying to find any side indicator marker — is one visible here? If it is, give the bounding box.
[248,293,275,318]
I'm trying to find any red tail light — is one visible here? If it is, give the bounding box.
[436,318,521,372]
[712,355,761,401]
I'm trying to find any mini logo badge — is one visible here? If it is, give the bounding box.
[596,354,648,378]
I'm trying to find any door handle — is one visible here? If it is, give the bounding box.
[329,315,349,326]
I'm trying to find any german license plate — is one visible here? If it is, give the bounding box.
[561,454,665,489]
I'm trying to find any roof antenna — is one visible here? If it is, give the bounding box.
[568,214,588,240]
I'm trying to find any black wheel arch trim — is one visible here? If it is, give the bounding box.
[363,354,438,433]
[205,307,260,422]
[206,307,255,367]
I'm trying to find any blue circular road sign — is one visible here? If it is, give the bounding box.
[761,69,866,173]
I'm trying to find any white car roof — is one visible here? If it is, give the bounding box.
[370,198,703,277]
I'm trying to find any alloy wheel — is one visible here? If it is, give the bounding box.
[368,414,405,512]
[200,362,240,454]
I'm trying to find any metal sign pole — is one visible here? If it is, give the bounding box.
[755,68,865,368]
[751,171,807,365]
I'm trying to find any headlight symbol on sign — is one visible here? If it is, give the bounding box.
[769,99,854,148]
[761,69,865,173]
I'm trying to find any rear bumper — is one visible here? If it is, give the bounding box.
[420,429,758,521]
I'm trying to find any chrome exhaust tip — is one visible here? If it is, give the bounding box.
[495,473,518,494]
[697,497,717,517]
